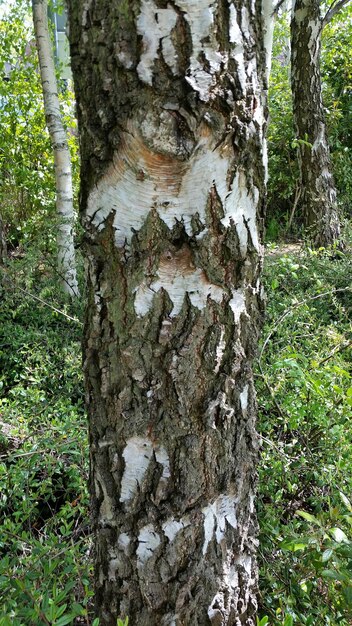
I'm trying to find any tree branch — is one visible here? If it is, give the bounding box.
[273,0,287,15]
[322,0,351,27]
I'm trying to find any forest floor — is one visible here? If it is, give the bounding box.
[0,240,351,626]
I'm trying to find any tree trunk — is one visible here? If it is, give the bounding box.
[291,0,343,248]
[0,214,6,264]
[68,1,270,624]
[32,0,79,297]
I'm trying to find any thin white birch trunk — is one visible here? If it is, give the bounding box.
[32,0,79,297]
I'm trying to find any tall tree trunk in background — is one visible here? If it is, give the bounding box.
[68,1,271,623]
[32,0,79,297]
[0,215,6,264]
[291,0,343,248]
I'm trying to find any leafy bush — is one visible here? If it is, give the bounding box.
[0,258,89,625]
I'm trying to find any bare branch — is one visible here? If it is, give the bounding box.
[273,0,287,15]
[322,0,351,27]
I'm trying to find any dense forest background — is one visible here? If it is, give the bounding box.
[0,1,351,625]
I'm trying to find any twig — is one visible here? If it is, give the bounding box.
[2,274,83,326]
[258,361,286,418]
[318,338,352,365]
[287,183,301,233]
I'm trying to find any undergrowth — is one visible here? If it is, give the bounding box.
[257,245,352,625]
[0,243,351,625]
[0,256,90,626]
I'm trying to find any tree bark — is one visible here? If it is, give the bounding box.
[68,1,271,624]
[291,0,343,248]
[32,0,79,296]
[0,214,6,264]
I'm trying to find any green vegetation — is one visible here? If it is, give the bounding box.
[258,245,352,625]
[0,0,351,624]
[0,1,79,252]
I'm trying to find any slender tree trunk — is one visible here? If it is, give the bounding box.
[32,0,79,296]
[291,0,343,248]
[68,1,270,623]
[0,214,6,264]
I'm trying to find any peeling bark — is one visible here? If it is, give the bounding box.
[67,1,269,624]
[32,0,79,296]
[291,0,344,248]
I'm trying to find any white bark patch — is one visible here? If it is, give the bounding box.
[162,517,188,542]
[137,1,178,84]
[308,18,320,60]
[134,258,225,317]
[174,0,225,100]
[202,494,238,555]
[240,384,249,414]
[118,533,131,553]
[262,0,274,82]
[312,122,328,154]
[214,327,226,373]
[229,5,247,95]
[120,437,153,504]
[221,171,260,256]
[207,560,239,620]
[86,123,259,259]
[229,289,247,324]
[137,524,161,567]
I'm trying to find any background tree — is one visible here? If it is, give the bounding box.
[68,0,272,623]
[32,0,79,296]
[0,213,6,264]
[265,3,352,240]
[290,0,350,247]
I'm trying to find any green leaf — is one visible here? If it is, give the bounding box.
[330,527,349,543]
[257,617,269,626]
[322,548,334,562]
[296,510,321,525]
[321,569,349,582]
[342,585,352,606]
[340,492,352,512]
[55,614,76,626]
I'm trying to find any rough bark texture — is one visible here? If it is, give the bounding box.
[32,0,79,296]
[291,0,343,248]
[68,1,270,624]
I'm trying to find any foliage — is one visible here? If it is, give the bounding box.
[0,0,79,251]
[257,243,352,624]
[0,258,89,625]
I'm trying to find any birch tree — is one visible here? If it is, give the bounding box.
[291,0,349,248]
[32,0,79,296]
[67,1,273,624]
[0,214,6,264]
